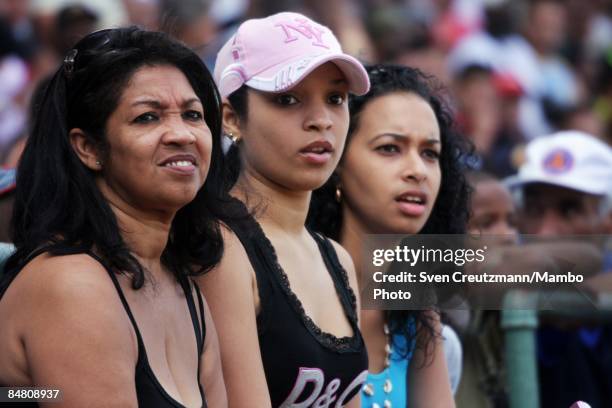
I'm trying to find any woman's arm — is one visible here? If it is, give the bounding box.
[196,227,272,408]
[408,311,456,408]
[7,254,139,407]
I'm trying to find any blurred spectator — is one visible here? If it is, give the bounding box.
[456,170,520,408]
[0,19,28,159]
[509,130,612,408]
[468,171,519,244]
[430,0,483,51]
[452,64,526,177]
[159,0,217,60]
[122,0,160,30]
[2,75,50,167]
[453,65,502,157]
[0,167,16,242]
[30,0,126,29]
[365,5,430,61]
[523,0,581,117]
[0,0,38,61]
[511,131,611,236]
[361,0,450,82]
[594,46,612,143]
[552,102,606,138]
[562,0,612,82]
[52,4,98,57]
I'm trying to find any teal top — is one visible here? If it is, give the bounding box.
[0,243,15,274]
[361,319,416,408]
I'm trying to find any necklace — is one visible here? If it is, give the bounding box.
[362,323,393,408]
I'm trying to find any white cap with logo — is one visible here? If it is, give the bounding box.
[508,130,612,196]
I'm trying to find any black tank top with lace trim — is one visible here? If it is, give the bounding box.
[226,200,368,407]
[0,247,207,408]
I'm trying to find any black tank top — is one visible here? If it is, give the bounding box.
[0,248,207,408]
[226,202,368,407]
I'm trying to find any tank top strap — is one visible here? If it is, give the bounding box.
[177,274,204,355]
[223,201,278,333]
[193,281,206,352]
[84,251,149,353]
[308,230,359,321]
[83,250,151,360]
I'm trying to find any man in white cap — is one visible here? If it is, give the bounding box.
[511,130,612,236]
[509,130,612,408]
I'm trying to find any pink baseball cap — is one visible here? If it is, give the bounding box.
[214,12,370,98]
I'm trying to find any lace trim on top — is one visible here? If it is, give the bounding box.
[246,211,362,353]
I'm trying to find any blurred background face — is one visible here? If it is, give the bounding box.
[340,91,441,234]
[0,0,30,24]
[526,0,567,55]
[519,183,605,235]
[453,67,501,154]
[468,179,519,244]
[98,64,212,214]
[236,62,350,192]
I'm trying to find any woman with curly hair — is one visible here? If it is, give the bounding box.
[309,64,471,407]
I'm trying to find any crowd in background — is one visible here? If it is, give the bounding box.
[1,0,612,173]
[1,1,612,407]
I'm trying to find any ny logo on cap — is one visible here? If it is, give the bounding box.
[275,18,329,49]
[543,149,573,174]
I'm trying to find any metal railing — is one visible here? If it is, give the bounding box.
[501,290,612,408]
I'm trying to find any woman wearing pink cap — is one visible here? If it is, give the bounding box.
[197,12,370,407]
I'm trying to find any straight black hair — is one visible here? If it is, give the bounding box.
[2,27,237,293]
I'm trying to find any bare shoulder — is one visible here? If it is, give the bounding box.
[1,252,138,405]
[195,226,271,406]
[5,252,125,321]
[327,239,361,310]
[9,252,134,346]
[198,224,255,286]
[328,239,355,269]
[328,239,357,282]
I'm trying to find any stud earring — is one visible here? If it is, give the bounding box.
[228,132,240,144]
[335,186,342,203]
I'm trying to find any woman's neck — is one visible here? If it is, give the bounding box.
[99,186,172,275]
[234,171,311,236]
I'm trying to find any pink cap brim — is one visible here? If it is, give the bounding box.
[245,52,370,96]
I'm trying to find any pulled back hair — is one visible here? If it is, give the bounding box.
[308,64,472,360]
[2,27,233,292]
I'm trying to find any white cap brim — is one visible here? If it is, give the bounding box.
[506,174,608,196]
[245,52,370,95]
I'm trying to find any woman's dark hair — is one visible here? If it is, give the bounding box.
[223,85,249,187]
[1,27,235,292]
[307,64,472,360]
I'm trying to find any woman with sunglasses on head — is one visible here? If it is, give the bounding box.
[308,64,471,407]
[197,12,370,408]
[0,27,231,407]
